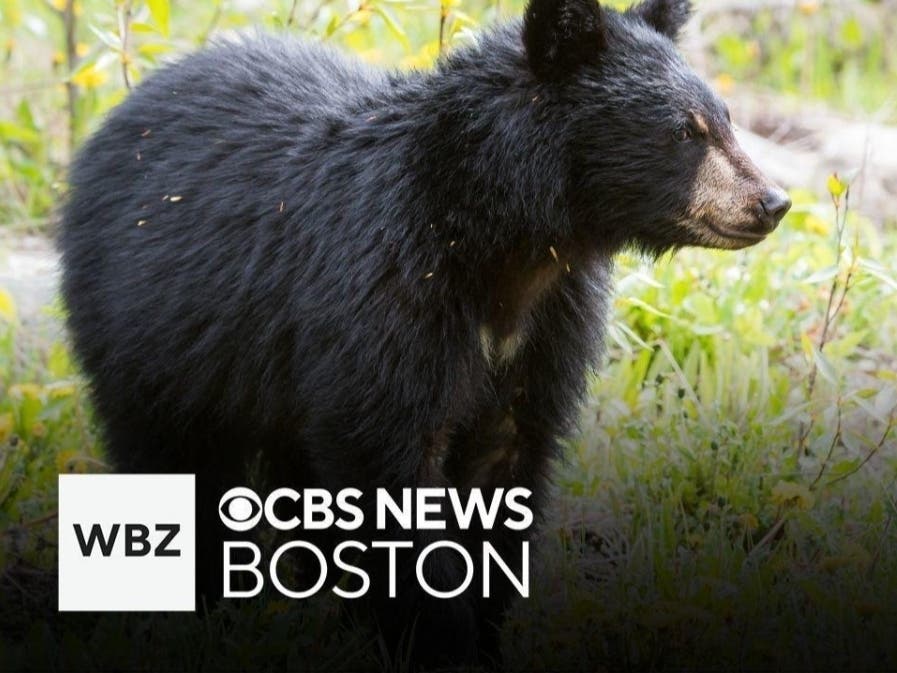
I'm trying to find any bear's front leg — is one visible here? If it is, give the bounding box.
[293,404,485,668]
[361,432,483,670]
[366,523,482,669]
[443,396,559,666]
[444,271,607,664]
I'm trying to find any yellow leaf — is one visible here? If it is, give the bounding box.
[138,42,172,58]
[0,289,17,322]
[71,64,109,89]
[827,173,847,199]
[146,0,170,37]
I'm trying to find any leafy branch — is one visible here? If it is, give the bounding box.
[824,411,896,488]
[797,173,859,454]
[798,172,895,491]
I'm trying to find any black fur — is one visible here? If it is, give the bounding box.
[60,0,732,667]
[524,0,607,78]
[630,0,694,41]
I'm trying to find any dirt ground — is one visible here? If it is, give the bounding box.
[0,233,61,337]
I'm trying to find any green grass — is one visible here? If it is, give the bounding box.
[708,3,897,117]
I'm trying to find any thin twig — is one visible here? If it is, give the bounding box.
[809,403,841,489]
[798,185,851,451]
[325,4,367,39]
[868,508,894,577]
[438,1,449,55]
[62,0,78,156]
[828,268,854,327]
[809,190,849,390]
[1,569,27,596]
[117,0,133,90]
[199,1,224,44]
[287,0,301,27]
[825,413,896,488]
[305,0,331,31]
[749,512,787,557]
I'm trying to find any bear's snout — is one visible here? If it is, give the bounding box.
[753,187,792,234]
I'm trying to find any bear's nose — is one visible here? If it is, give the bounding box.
[757,188,792,232]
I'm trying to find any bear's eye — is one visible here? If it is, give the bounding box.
[673,126,692,143]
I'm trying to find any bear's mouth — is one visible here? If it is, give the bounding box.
[707,222,766,242]
[704,221,767,249]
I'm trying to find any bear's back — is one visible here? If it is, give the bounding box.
[58,37,404,416]
[145,36,384,117]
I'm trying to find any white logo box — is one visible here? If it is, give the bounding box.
[58,474,195,611]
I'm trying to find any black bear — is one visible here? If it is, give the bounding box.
[59,0,789,667]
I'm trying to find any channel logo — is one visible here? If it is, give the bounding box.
[218,486,263,531]
[58,474,195,611]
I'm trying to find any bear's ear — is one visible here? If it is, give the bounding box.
[630,0,693,41]
[523,0,607,79]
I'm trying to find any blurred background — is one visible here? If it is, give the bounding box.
[1,1,896,671]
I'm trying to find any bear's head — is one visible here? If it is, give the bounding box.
[523,0,791,253]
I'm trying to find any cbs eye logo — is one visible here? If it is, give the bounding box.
[219,487,262,531]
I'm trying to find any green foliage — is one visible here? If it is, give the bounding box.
[0,294,99,579]
[707,2,897,114]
